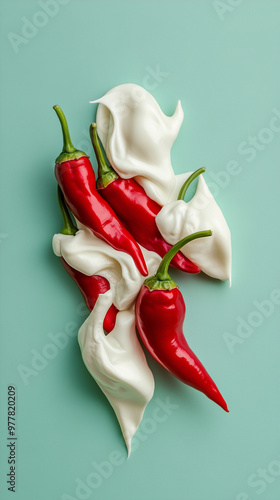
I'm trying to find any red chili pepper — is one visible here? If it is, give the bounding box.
[90,123,200,274]
[57,186,118,333]
[53,106,148,277]
[135,230,229,412]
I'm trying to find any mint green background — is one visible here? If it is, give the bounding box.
[1,1,280,499]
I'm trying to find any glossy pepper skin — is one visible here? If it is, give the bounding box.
[53,106,148,277]
[57,186,118,333]
[90,124,200,274]
[135,231,229,412]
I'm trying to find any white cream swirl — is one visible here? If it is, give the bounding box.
[156,173,232,283]
[91,83,184,205]
[78,291,155,456]
[52,224,160,310]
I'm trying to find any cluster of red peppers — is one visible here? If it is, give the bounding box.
[53,105,228,413]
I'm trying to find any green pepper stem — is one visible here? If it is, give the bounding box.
[90,123,114,177]
[177,167,206,201]
[156,230,212,281]
[57,186,78,236]
[53,105,76,154]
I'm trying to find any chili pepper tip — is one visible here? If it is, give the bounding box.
[219,399,229,413]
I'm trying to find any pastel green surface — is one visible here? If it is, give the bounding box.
[1,1,280,499]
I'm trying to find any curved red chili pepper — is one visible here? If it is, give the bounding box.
[90,124,200,274]
[53,106,148,277]
[135,231,229,412]
[57,186,118,333]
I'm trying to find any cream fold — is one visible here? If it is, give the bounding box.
[91,83,183,205]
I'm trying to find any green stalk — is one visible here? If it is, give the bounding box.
[57,186,78,236]
[53,105,87,163]
[145,230,212,290]
[177,167,206,201]
[53,105,75,153]
[90,123,118,189]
